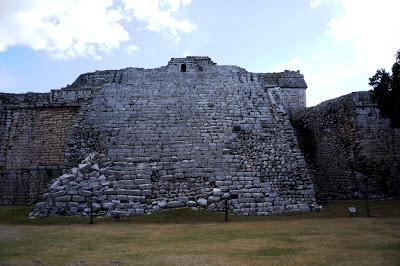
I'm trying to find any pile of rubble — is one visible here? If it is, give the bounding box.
[30,153,224,217]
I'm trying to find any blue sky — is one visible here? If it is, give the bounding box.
[0,0,399,106]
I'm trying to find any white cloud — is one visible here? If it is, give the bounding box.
[272,54,364,106]
[274,56,303,72]
[305,64,359,106]
[182,50,191,57]
[123,0,197,42]
[311,0,400,71]
[311,51,323,60]
[296,0,400,106]
[127,44,139,55]
[0,0,129,59]
[0,0,195,59]
[309,0,337,8]
[310,0,322,8]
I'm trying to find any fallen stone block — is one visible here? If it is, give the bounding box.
[166,201,183,208]
[197,198,207,207]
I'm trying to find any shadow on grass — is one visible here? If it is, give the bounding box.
[1,201,399,225]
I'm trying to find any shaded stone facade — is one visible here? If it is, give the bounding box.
[291,91,400,200]
[0,90,93,204]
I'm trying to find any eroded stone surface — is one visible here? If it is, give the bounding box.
[21,57,317,216]
[292,92,400,200]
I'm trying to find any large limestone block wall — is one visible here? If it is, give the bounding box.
[291,91,400,200]
[5,107,77,168]
[2,56,316,216]
[56,59,315,216]
[0,90,93,203]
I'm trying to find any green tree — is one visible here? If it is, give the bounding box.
[369,50,400,127]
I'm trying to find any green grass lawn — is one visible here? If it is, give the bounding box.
[0,201,399,265]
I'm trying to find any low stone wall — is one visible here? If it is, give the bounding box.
[291,91,400,200]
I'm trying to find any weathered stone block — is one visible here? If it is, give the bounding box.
[197,198,207,207]
[186,200,197,207]
[166,201,183,208]
[79,190,92,197]
[54,195,71,202]
[207,196,220,203]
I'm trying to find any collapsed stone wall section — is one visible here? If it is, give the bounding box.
[32,146,316,217]
[31,153,212,217]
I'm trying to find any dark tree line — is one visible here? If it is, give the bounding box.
[369,50,400,128]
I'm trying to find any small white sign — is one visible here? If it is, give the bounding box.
[348,206,357,216]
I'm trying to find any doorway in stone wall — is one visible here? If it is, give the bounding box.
[181,64,187,72]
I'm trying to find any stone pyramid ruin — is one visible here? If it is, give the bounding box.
[4,57,318,217]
